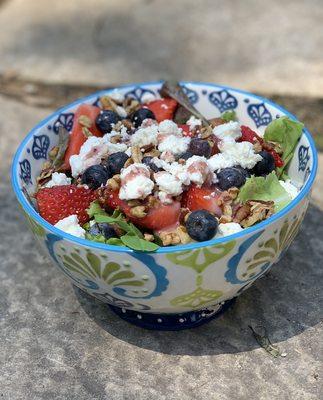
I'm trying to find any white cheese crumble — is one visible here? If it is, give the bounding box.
[119,163,154,200]
[185,156,211,186]
[154,171,183,196]
[279,180,299,200]
[54,215,85,238]
[186,116,202,131]
[158,135,190,155]
[45,172,71,188]
[130,124,158,147]
[158,191,173,204]
[216,222,243,237]
[158,120,182,136]
[213,121,242,141]
[208,139,262,172]
[70,136,127,177]
[115,105,128,118]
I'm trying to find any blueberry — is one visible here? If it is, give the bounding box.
[95,110,121,134]
[177,151,193,161]
[142,156,161,172]
[189,138,211,158]
[89,222,117,240]
[81,165,111,189]
[131,108,156,128]
[186,210,218,242]
[233,166,251,180]
[103,152,129,175]
[217,167,246,190]
[253,151,275,176]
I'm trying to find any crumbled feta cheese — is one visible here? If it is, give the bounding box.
[279,180,299,200]
[119,163,154,200]
[158,135,190,155]
[158,191,173,204]
[70,136,109,177]
[185,156,210,186]
[154,171,183,196]
[141,92,158,103]
[54,215,85,238]
[108,90,125,103]
[45,172,71,188]
[130,124,158,147]
[216,222,243,237]
[70,136,127,177]
[208,153,236,172]
[213,121,242,141]
[159,120,181,136]
[186,116,202,131]
[220,140,262,169]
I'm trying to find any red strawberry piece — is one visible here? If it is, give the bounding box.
[145,98,178,122]
[36,185,97,225]
[104,189,181,231]
[239,125,264,145]
[178,124,194,137]
[181,185,222,217]
[62,104,102,170]
[208,134,221,155]
[268,149,284,168]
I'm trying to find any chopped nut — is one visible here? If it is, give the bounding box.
[219,215,233,224]
[147,195,159,208]
[144,148,160,158]
[199,126,213,139]
[131,146,143,163]
[121,119,134,131]
[42,161,52,170]
[228,187,239,200]
[127,199,141,207]
[124,157,134,168]
[123,98,140,114]
[240,200,274,227]
[176,225,191,244]
[78,114,92,128]
[100,96,118,112]
[144,233,154,242]
[48,146,59,160]
[253,140,262,153]
[107,175,121,191]
[130,206,147,218]
[233,203,251,223]
[209,117,225,127]
[110,134,122,144]
[82,127,92,138]
[223,203,233,217]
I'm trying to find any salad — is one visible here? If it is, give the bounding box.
[34,82,303,251]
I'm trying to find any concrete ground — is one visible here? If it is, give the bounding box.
[0,0,322,399]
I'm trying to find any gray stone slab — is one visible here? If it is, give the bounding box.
[1,0,323,96]
[1,95,322,399]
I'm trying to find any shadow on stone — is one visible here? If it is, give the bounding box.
[74,204,323,356]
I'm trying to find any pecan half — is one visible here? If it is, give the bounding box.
[234,200,274,228]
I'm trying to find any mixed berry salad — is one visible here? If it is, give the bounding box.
[34,82,303,251]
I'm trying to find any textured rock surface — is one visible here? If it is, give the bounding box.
[0,0,323,96]
[0,95,322,399]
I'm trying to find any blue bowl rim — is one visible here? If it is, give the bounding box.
[11,80,318,254]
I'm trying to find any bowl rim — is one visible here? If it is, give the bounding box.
[11,80,318,254]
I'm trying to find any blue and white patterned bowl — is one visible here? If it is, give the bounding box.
[11,81,318,330]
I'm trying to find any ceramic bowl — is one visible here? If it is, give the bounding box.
[12,81,318,330]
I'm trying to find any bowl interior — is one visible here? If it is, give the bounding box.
[12,81,317,251]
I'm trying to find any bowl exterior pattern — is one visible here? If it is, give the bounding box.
[14,82,316,314]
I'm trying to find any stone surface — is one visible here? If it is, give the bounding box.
[0,95,322,399]
[1,0,323,96]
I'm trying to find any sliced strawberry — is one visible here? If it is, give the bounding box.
[178,124,194,137]
[145,98,178,122]
[62,104,102,170]
[104,190,181,231]
[182,185,222,216]
[208,134,221,155]
[36,185,97,225]
[268,149,284,168]
[239,125,264,145]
